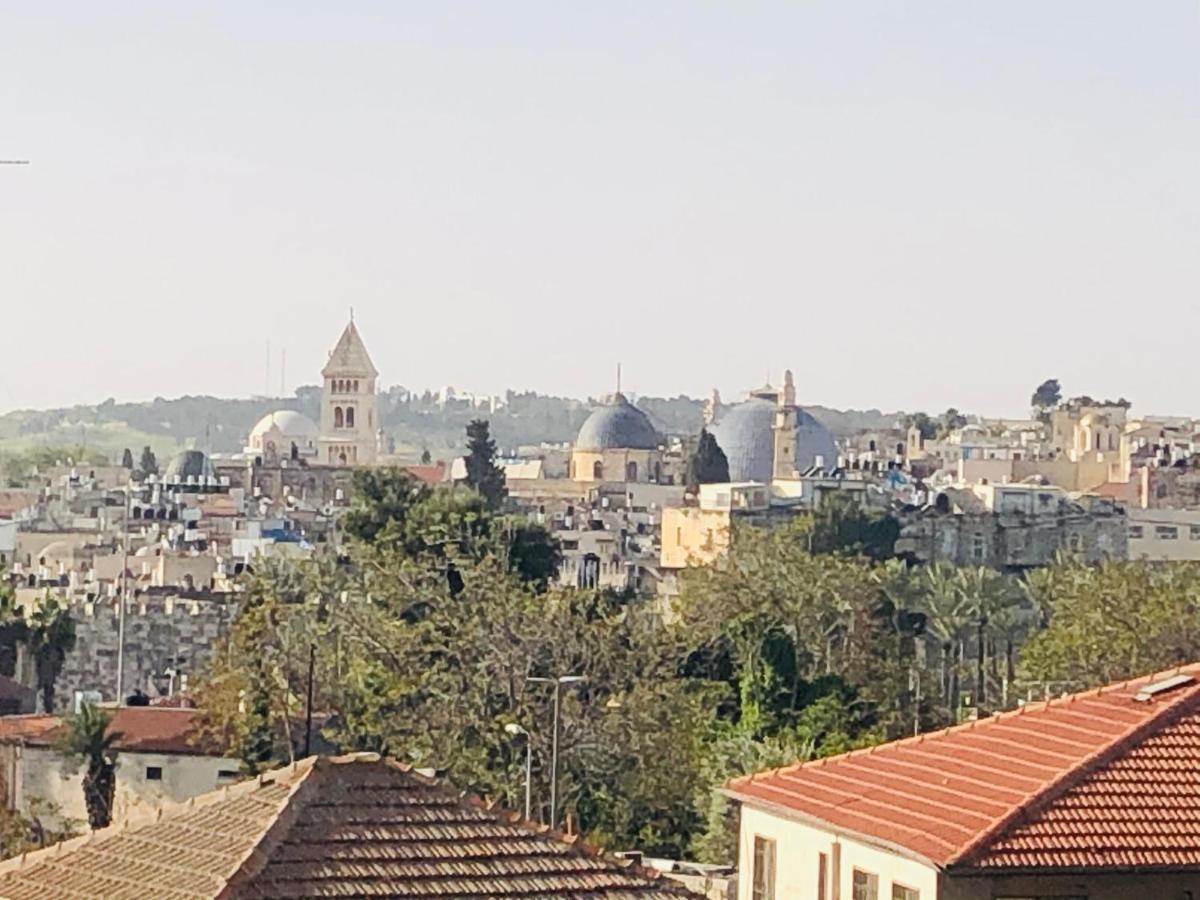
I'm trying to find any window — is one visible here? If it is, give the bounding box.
[1191,525,1200,541]
[1156,525,1179,540]
[1128,525,1144,539]
[145,766,163,781]
[217,769,239,780]
[346,406,355,428]
[852,869,878,900]
[971,533,986,562]
[626,461,638,481]
[751,836,775,900]
[892,884,919,900]
[593,461,604,480]
[334,406,344,428]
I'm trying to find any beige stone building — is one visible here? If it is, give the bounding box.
[319,318,380,467]
[569,392,665,483]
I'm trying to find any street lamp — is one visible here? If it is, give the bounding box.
[526,674,585,830]
[504,722,532,821]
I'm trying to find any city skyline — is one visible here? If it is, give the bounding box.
[2,2,1198,417]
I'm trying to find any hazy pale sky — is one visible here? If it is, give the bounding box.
[2,2,1197,418]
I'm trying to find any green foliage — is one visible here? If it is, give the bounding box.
[138,445,159,478]
[27,597,76,714]
[120,448,134,469]
[1030,378,1062,414]
[57,703,123,830]
[0,798,78,860]
[1020,560,1200,689]
[341,468,432,544]
[904,412,936,441]
[463,419,506,510]
[936,408,967,438]
[806,494,899,562]
[0,575,27,678]
[506,522,563,592]
[685,429,730,493]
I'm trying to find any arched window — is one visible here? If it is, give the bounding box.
[593,461,604,480]
[626,461,638,482]
[654,461,662,483]
[346,407,355,428]
[353,380,359,392]
[334,407,344,428]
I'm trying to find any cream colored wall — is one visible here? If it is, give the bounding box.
[570,449,662,483]
[1127,508,1200,561]
[1012,458,1116,492]
[956,457,1015,485]
[660,508,730,569]
[737,804,939,900]
[15,533,90,568]
[14,745,241,829]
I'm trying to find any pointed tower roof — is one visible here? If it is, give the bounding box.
[321,319,378,378]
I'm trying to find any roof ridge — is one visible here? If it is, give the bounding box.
[725,662,1200,790]
[947,669,1200,867]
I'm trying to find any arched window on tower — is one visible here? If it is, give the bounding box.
[346,407,355,428]
[353,380,359,392]
[593,460,604,480]
[334,407,344,428]
[626,461,638,482]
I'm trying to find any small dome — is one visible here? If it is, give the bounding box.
[575,394,661,451]
[250,410,319,441]
[710,398,837,482]
[38,541,73,562]
[164,450,215,483]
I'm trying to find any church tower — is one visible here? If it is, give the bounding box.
[319,317,379,467]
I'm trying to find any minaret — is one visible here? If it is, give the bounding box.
[319,317,380,467]
[772,370,798,480]
[703,388,722,427]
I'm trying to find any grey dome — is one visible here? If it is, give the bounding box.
[575,394,661,451]
[163,450,216,483]
[709,398,837,482]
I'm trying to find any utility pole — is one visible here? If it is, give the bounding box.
[526,674,585,830]
[504,723,532,820]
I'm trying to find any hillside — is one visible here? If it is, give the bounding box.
[0,389,902,464]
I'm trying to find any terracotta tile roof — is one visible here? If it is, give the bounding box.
[0,754,695,899]
[405,462,447,485]
[2,708,221,756]
[725,663,1200,873]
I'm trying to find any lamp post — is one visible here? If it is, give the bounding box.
[504,722,532,821]
[526,674,585,830]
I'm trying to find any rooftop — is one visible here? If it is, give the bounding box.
[0,753,694,899]
[0,707,218,756]
[725,663,1200,874]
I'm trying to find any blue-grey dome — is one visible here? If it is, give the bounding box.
[163,450,216,483]
[575,394,661,451]
[709,398,837,482]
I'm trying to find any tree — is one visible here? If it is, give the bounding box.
[936,408,967,438]
[1030,379,1061,419]
[905,413,937,441]
[137,446,158,478]
[463,419,506,510]
[120,448,134,470]
[506,522,563,592]
[340,468,431,544]
[27,597,76,713]
[420,448,432,465]
[685,429,730,494]
[57,703,123,829]
[806,494,899,562]
[0,575,27,678]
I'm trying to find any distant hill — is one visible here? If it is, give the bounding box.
[0,389,902,464]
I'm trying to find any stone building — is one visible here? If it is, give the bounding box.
[319,318,380,467]
[569,392,666,483]
[895,484,1126,571]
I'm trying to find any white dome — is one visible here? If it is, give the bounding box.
[248,410,319,455]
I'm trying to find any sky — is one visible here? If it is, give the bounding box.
[1,2,1197,418]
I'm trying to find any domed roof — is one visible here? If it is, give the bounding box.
[163,450,216,483]
[575,394,661,451]
[250,410,319,441]
[709,398,838,483]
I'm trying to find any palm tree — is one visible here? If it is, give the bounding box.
[57,702,123,829]
[27,597,76,713]
[914,564,977,716]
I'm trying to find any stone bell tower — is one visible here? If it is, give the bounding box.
[319,316,379,467]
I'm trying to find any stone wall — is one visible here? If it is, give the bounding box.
[48,594,239,711]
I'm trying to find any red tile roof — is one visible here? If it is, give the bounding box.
[405,462,447,485]
[0,707,221,756]
[0,754,694,899]
[725,663,1200,873]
